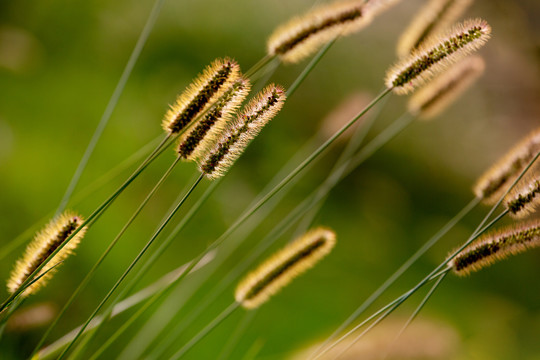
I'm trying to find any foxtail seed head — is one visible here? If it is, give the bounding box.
[198,84,286,180]
[505,167,540,218]
[386,18,491,95]
[408,55,484,119]
[267,0,400,64]
[474,128,540,204]
[397,0,473,58]
[176,78,251,160]
[7,211,86,297]
[235,227,336,309]
[162,58,240,134]
[448,220,540,276]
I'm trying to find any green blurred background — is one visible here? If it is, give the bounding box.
[1,0,539,359]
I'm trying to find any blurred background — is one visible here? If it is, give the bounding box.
[0,0,539,359]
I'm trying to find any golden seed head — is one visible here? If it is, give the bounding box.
[385,18,491,95]
[408,55,485,119]
[505,165,540,218]
[267,0,399,64]
[449,220,540,276]
[7,211,87,297]
[162,58,241,134]
[176,78,251,160]
[235,227,336,309]
[474,128,540,204]
[198,84,286,180]
[397,0,473,58]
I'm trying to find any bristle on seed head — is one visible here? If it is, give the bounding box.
[7,211,87,297]
[267,0,400,64]
[176,78,251,160]
[449,220,540,276]
[235,227,336,309]
[505,166,540,218]
[408,55,484,119]
[474,128,540,204]
[397,0,473,58]
[162,58,241,134]
[198,84,286,180]
[386,18,491,95]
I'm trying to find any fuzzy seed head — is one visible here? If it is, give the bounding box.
[474,128,540,204]
[449,220,540,276]
[267,0,400,64]
[386,18,491,95]
[505,167,540,218]
[162,58,241,134]
[198,84,286,180]
[7,211,87,297]
[235,227,336,309]
[397,0,473,58]
[176,78,251,160]
[408,55,484,119]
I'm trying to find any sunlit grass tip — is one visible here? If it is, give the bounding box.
[198,84,286,180]
[176,78,251,160]
[7,211,87,297]
[162,57,241,134]
[397,0,473,58]
[408,55,485,119]
[235,227,336,309]
[267,0,400,64]
[474,127,540,204]
[505,167,540,218]
[448,220,540,276]
[386,18,491,95]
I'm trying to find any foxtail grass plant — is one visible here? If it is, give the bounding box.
[449,220,540,276]
[397,0,472,57]
[505,170,540,218]
[6,211,86,298]
[267,0,401,64]
[169,227,336,359]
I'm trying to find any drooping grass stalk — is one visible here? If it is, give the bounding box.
[314,151,540,358]
[29,156,182,359]
[34,254,215,360]
[56,174,205,359]
[55,0,167,215]
[217,310,258,360]
[0,133,172,314]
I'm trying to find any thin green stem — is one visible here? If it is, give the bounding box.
[286,36,338,97]
[217,310,258,360]
[29,155,181,359]
[244,54,275,79]
[170,302,240,360]
[56,173,204,360]
[55,0,167,215]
